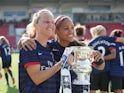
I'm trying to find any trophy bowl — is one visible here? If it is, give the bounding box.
[68,46,93,85]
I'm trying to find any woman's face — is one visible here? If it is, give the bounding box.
[36,13,55,38]
[56,18,74,44]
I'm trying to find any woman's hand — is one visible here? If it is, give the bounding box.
[20,37,36,51]
[91,50,105,70]
[67,54,74,65]
[90,50,104,62]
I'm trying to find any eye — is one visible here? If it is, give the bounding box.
[64,27,68,30]
[43,21,50,23]
[64,27,69,31]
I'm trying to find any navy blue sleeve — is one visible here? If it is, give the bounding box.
[19,49,40,67]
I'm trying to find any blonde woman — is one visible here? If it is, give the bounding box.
[0,36,15,85]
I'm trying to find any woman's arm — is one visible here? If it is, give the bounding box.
[93,48,116,70]
[26,54,73,85]
[26,61,61,85]
[104,48,116,60]
[17,33,36,51]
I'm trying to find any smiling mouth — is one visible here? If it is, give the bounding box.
[68,35,73,37]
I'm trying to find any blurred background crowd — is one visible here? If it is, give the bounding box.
[0,0,124,52]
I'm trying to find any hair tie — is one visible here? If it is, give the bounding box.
[55,16,67,27]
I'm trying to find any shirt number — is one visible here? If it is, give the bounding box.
[4,47,11,56]
[119,51,124,66]
[98,46,105,56]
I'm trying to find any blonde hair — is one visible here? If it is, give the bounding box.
[90,25,106,37]
[0,36,9,45]
[90,27,97,37]
[27,9,54,38]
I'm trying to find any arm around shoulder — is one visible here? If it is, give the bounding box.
[17,33,36,51]
[116,37,124,44]
[17,33,29,50]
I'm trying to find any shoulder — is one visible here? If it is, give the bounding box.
[47,39,58,48]
[102,36,116,41]
[88,38,96,45]
[47,39,56,44]
[20,46,37,55]
[0,43,7,48]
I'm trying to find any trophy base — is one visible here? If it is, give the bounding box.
[73,80,90,85]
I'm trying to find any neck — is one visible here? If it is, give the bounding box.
[58,39,70,47]
[93,35,99,38]
[35,36,48,47]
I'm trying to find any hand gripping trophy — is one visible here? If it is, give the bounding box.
[60,46,94,93]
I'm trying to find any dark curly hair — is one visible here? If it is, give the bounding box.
[110,29,123,37]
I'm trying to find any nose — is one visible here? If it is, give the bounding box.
[68,29,74,33]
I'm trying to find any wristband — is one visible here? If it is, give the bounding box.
[93,59,104,65]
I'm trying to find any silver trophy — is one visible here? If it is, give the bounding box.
[64,46,93,93]
[70,46,93,85]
